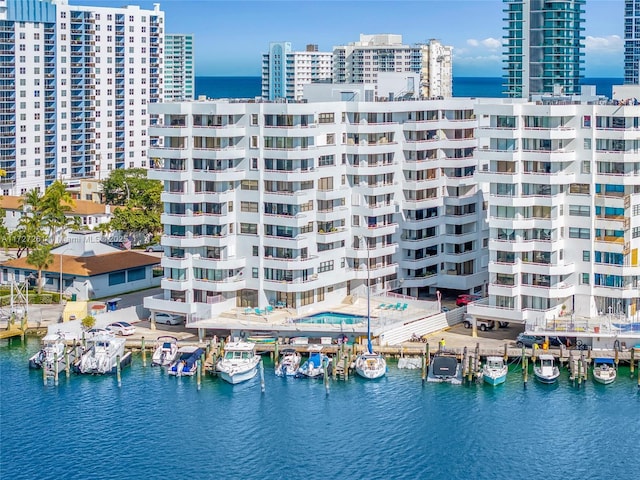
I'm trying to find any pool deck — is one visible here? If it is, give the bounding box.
[186,295,440,337]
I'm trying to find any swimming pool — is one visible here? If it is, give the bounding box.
[296,311,369,325]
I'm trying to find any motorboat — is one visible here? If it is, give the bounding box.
[75,331,127,375]
[28,334,68,370]
[355,352,387,380]
[427,352,463,384]
[296,346,331,379]
[275,348,301,377]
[534,354,560,384]
[215,342,261,384]
[354,283,386,380]
[482,356,508,386]
[592,358,616,385]
[168,346,205,376]
[151,336,179,367]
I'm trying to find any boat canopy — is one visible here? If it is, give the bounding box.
[594,358,615,364]
[224,342,256,352]
[308,352,323,367]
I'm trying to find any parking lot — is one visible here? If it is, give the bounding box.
[448,321,525,343]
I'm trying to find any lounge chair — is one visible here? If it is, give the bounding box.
[378,303,387,310]
[400,303,408,311]
[265,305,274,314]
[244,307,252,315]
[254,308,263,316]
[394,302,402,310]
[276,301,286,309]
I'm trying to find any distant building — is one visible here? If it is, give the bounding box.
[261,42,333,100]
[625,0,640,84]
[0,0,164,196]
[333,34,453,99]
[164,33,195,101]
[0,231,161,300]
[503,0,585,98]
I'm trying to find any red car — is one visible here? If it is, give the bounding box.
[456,294,481,307]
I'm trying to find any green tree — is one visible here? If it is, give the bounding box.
[102,168,162,210]
[108,205,162,238]
[41,181,75,244]
[26,245,54,294]
[81,315,96,330]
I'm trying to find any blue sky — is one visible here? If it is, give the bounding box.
[74,0,625,77]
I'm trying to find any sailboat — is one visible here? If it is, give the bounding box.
[354,251,386,380]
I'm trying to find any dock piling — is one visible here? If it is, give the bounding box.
[343,356,348,381]
[54,352,59,386]
[42,358,47,386]
[577,353,582,387]
[503,343,508,362]
[421,352,426,384]
[425,343,430,369]
[141,337,146,367]
[630,348,635,376]
[116,355,121,388]
[259,359,265,394]
[196,360,202,391]
[323,358,329,395]
[65,349,70,378]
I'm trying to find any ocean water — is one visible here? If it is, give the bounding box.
[195,76,623,100]
[2,337,639,480]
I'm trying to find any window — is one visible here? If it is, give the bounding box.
[252,268,259,279]
[251,114,258,126]
[581,161,591,174]
[240,223,257,235]
[581,273,589,285]
[241,202,258,213]
[633,204,640,216]
[584,138,591,150]
[326,133,335,145]
[251,158,258,169]
[318,155,334,167]
[241,180,258,191]
[569,228,590,239]
[252,246,258,256]
[108,271,126,286]
[318,260,334,273]
[583,251,590,261]
[250,136,258,148]
[318,113,334,124]
[569,205,590,217]
[127,267,146,282]
[633,227,640,239]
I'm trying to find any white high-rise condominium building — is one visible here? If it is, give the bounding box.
[164,33,194,101]
[469,97,640,325]
[625,0,640,84]
[333,34,453,99]
[261,42,333,101]
[503,0,585,98]
[144,97,488,322]
[0,0,163,196]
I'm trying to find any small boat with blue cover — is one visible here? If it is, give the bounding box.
[592,358,616,385]
[168,346,204,376]
[297,346,331,379]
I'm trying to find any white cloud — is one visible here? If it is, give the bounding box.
[584,35,623,52]
[465,37,501,51]
[481,38,502,50]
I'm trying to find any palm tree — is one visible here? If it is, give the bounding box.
[41,181,75,244]
[26,245,54,294]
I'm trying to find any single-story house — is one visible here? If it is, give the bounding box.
[0,195,112,231]
[0,231,161,300]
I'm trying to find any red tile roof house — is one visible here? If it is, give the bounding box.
[1,231,161,301]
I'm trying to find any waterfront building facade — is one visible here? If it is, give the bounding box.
[0,0,163,196]
[144,97,488,322]
[333,34,453,99]
[625,0,640,84]
[261,42,333,101]
[469,97,640,324]
[164,33,194,101]
[503,0,585,98]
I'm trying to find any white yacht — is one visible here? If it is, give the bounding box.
[151,336,179,367]
[481,356,508,386]
[28,334,67,370]
[533,354,560,384]
[355,352,387,380]
[275,349,301,377]
[592,358,617,385]
[75,332,127,375]
[216,342,260,384]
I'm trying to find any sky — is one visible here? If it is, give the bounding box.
[74,0,626,77]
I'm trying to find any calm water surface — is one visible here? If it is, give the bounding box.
[1,338,638,480]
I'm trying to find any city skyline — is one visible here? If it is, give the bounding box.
[73,0,625,77]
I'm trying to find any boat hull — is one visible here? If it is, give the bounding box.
[218,365,258,384]
[593,372,616,385]
[534,369,560,384]
[483,372,507,386]
[354,354,387,380]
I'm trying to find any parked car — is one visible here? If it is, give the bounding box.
[462,314,495,331]
[456,294,482,307]
[145,244,164,253]
[106,321,136,336]
[515,334,546,348]
[154,313,184,325]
